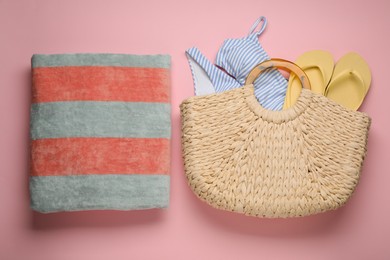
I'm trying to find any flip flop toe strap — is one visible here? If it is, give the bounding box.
[325,69,366,97]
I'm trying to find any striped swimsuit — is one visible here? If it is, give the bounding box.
[186,17,287,111]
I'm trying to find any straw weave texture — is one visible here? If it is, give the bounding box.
[180,85,370,218]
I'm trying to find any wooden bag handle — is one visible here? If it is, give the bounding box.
[245,58,311,90]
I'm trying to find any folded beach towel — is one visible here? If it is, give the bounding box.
[30,53,171,213]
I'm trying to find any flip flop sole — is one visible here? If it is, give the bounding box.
[284,50,334,109]
[325,52,371,110]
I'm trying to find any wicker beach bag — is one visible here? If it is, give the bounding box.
[180,59,371,218]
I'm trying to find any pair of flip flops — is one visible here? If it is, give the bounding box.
[283,51,371,110]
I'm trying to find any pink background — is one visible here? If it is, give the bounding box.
[1,0,390,259]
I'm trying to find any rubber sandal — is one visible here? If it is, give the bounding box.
[325,52,371,111]
[283,50,334,109]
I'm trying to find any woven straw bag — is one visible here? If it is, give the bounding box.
[180,59,371,218]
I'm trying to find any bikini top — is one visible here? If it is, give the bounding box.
[186,17,288,111]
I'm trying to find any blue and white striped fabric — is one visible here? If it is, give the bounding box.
[186,17,288,111]
[186,48,240,91]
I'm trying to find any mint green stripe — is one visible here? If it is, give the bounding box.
[30,175,170,213]
[30,101,171,140]
[32,54,171,68]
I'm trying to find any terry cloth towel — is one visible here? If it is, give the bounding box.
[30,53,171,213]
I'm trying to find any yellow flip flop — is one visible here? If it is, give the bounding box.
[325,52,371,111]
[283,50,334,109]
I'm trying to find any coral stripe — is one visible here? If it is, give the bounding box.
[32,66,170,103]
[30,138,170,176]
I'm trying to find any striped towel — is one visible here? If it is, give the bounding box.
[30,53,171,213]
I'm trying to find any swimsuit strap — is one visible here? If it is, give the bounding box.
[248,16,267,37]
